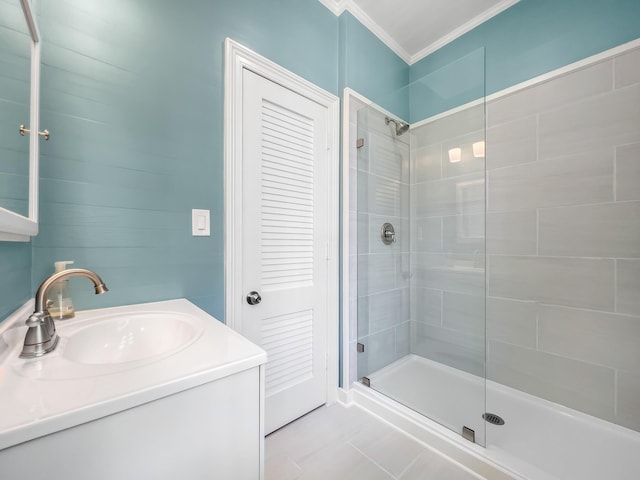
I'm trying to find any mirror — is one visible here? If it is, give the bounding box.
[0,0,40,241]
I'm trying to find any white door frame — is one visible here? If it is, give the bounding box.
[223,38,340,404]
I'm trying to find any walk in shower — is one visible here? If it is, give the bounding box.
[346,42,640,479]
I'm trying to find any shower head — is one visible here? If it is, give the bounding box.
[396,121,410,136]
[385,117,410,136]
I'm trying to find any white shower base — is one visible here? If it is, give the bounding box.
[352,354,640,480]
[368,354,486,444]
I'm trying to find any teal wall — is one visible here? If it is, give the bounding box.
[410,0,640,121]
[339,11,409,120]
[0,243,30,321]
[409,48,485,125]
[23,0,338,321]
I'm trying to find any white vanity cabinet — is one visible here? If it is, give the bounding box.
[0,300,266,480]
[0,366,262,479]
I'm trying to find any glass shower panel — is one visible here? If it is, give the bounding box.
[409,48,487,445]
[356,48,487,446]
[356,105,411,385]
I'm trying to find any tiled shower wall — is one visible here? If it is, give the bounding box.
[411,45,640,432]
[349,103,410,384]
[410,103,486,378]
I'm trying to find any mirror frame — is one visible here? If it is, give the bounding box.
[0,0,40,241]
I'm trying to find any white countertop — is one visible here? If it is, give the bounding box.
[0,299,267,451]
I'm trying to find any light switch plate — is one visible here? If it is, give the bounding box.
[191,209,210,236]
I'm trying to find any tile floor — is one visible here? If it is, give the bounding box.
[265,403,482,480]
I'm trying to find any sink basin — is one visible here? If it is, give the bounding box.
[63,312,200,365]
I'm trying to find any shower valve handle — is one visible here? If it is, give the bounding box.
[381,223,396,245]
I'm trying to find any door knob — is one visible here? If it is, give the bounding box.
[246,291,262,305]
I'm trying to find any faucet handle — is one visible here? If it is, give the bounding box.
[25,312,46,328]
[21,312,58,358]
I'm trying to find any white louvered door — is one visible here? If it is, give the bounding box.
[241,69,328,434]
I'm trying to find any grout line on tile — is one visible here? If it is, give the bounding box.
[411,167,486,184]
[535,113,540,162]
[535,301,636,317]
[613,146,618,202]
[614,259,618,313]
[484,170,489,260]
[614,368,618,417]
[347,441,399,479]
[487,247,495,295]
[535,208,540,257]
[359,168,411,186]
[536,199,640,210]
[486,252,634,261]
[396,450,423,480]
[535,303,540,350]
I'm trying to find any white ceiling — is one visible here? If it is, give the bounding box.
[319,0,519,64]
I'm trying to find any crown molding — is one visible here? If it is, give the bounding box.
[409,0,520,64]
[344,0,412,64]
[320,0,520,66]
[318,0,410,62]
[317,0,348,16]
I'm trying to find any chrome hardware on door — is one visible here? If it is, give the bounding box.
[20,124,50,140]
[246,291,262,305]
[380,222,396,245]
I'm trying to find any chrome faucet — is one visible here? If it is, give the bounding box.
[20,268,109,358]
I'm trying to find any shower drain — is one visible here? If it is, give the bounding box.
[482,413,505,425]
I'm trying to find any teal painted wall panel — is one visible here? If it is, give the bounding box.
[0,242,31,321]
[410,0,640,121]
[410,48,485,125]
[28,0,338,321]
[339,11,409,119]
